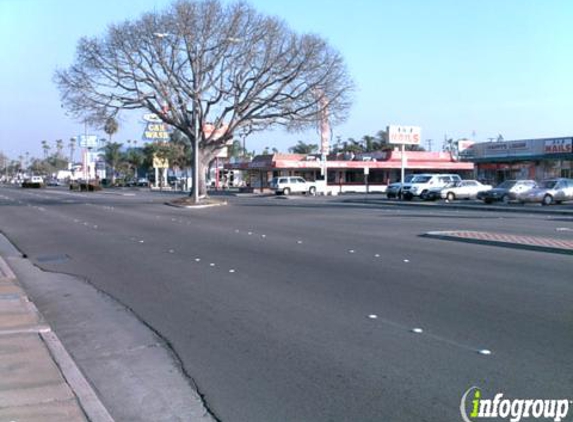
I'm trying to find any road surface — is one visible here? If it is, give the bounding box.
[0,186,571,421]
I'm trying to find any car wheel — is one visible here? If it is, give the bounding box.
[420,190,429,200]
[501,194,510,204]
[484,198,493,204]
[309,186,316,195]
[446,192,455,201]
[542,194,553,206]
[283,187,291,196]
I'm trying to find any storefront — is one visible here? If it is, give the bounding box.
[226,150,474,192]
[466,137,573,184]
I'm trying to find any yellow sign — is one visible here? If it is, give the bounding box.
[143,121,171,141]
[153,155,169,169]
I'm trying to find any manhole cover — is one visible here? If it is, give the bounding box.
[35,254,71,264]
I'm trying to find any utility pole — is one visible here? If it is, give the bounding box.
[425,139,433,152]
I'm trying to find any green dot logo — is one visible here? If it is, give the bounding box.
[460,386,481,422]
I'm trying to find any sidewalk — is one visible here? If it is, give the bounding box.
[0,257,113,422]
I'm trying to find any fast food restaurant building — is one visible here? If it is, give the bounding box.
[464,137,573,184]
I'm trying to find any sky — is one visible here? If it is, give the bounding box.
[1,0,572,159]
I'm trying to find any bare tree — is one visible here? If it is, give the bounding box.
[55,0,354,200]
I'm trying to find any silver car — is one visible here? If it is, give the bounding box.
[386,175,414,198]
[519,178,573,205]
[439,180,493,201]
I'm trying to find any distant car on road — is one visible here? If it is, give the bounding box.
[46,178,61,186]
[477,180,536,204]
[270,176,317,196]
[386,175,414,199]
[518,178,573,205]
[439,180,493,201]
[137,177,149,187]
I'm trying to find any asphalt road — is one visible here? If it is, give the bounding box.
[0,186,572,421]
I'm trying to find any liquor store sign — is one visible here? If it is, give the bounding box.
[544,138,573,154]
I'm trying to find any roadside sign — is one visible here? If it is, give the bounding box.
[143,113,163,123]
[388,125,421,145]
[152,155,169,169]
[78,135,99,148]
[143,122,171,142]
[364,167,370,175]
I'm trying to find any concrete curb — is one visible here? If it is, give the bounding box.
[343,198,573,216]
[41,329,115,422]
[0,256,16,280]
[165,200,228,209]
[0,256,115,422]
[421,231,573,256]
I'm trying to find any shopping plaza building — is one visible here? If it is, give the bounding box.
[226,149,474,192]
[462,136,573,184]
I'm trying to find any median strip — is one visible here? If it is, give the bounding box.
[422,230,573,255]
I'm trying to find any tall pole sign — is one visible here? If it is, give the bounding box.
[387,125,421,198]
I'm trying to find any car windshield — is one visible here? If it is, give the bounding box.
[539,180,558,189]
[411,176,431,183]
[497,181,516,189]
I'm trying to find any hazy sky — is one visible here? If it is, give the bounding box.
[1,0,572,159]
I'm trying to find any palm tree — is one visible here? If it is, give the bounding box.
[362,135,377,152]
[41,140,50,159]
[55,139,64,158]
[288,141,318,154]
[68,138,76,164]
[100,142,123,184]
[104,117,119,143]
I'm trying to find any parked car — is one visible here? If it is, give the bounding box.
[518,178,573,205]
[402,174,462,200]
[386,175,414,199]
[137,177,149,187]
[270,176,317,195]
[438,180,493,201]
[477,180,536,204]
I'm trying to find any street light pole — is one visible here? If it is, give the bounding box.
[193,97,199,203]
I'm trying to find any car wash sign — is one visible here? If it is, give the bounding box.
[388,125,422,145]
[544,138,573,154]
[142,113,171,142]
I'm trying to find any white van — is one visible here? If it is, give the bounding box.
[401,174,462,200]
